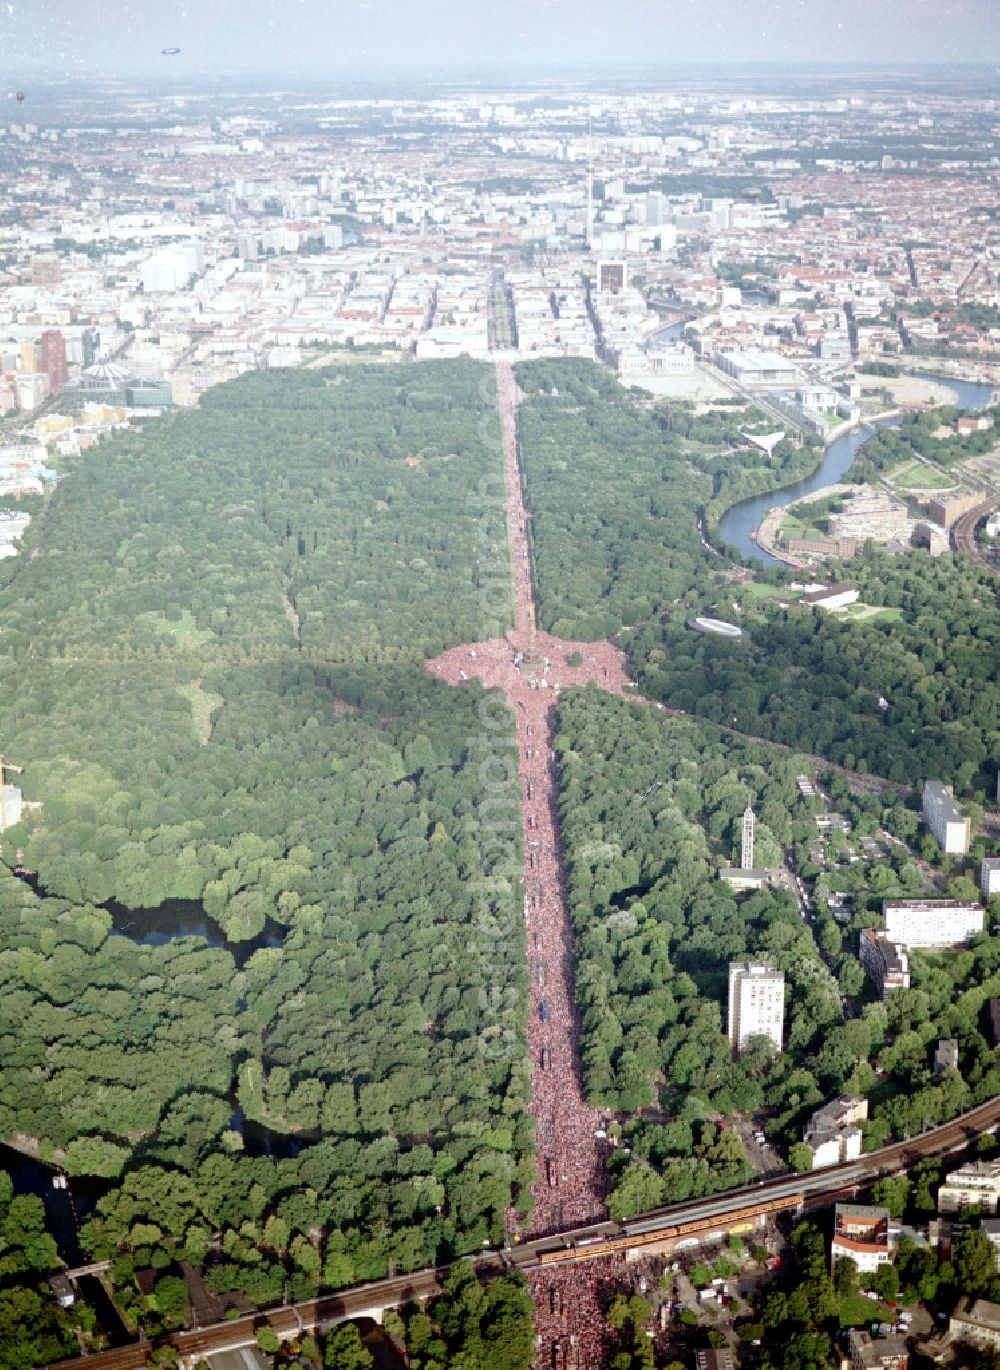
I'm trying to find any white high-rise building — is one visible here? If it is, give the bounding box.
[922,780,970,856]
[741,806,755,871]
[883,899,984,949]
[645,191,666,226]
[982,858,1000,903]
[727,960,784,1056]
[0,783,22,831]
[139,242,204,294]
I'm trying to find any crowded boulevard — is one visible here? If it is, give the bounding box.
[428,361,642,1363]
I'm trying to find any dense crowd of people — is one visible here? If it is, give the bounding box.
[427,362,646,1365]
[527,1260,618,1369]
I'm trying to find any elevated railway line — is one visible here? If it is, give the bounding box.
[45,1093,1000,1369]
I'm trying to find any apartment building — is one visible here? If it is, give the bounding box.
[982,858,1000,903]
[831,1204,894,1275]
[921,780,971,856]
[934,1038,960,1075]
[802,1095,868,1170]
[846,1328,908,1370]
[727,961,785,1056]
[883,899,983,949]
[981,1218,1000,1270]
[937,1161,1000,1215]
[927,491,982,531]
[859,928,911,998]
[950,1298,1000,1351]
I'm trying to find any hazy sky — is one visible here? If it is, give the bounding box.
[4,0,999,76]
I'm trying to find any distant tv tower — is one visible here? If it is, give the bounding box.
[741,805,756,871]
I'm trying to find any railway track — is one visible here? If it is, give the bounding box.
[951,493,1000,575]
[46,1092,1000,1368]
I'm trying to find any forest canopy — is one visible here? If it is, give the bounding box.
[0,361,532,1305]
[515,359,713,639]
[626,547,1000,792]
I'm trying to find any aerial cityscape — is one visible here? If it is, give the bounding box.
[0,2,999,1368]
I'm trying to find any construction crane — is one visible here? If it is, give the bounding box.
[0,755,23,834]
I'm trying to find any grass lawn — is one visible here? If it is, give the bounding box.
[838,1292,894,1327]
[779,514,827,541]
[738,581,791,602]
[845,604,904,623]
[175,679,224,745]
[890,460,955,491]
[140,609,214,648]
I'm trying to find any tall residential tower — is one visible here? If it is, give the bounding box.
[728,960,784,1055]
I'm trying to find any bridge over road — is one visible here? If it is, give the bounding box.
[44,1274,447,1370]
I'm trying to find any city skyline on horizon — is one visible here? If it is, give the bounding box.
[3,0,999,78]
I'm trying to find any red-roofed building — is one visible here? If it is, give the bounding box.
[831,1204,894,1274]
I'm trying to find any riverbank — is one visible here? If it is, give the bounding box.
[753,507,803,566]
[719,370,996,567]
[858,373,960,409]
[718,423,875,567]
[754,481,860,564]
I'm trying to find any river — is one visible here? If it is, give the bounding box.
[718,424,874,567]
[0,1145,96,1267]
[718,370,996,566]
[653,319,686,345]
[0,1144,133,1345]
[908,370,996,412]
